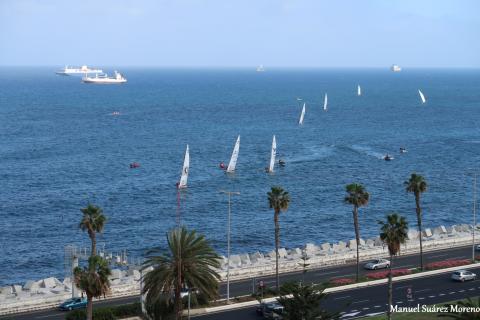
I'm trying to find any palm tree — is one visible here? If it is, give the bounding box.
[74,255,111,320]
[79,204,106,256]
[378,213,409,320]
[268,186,290,292]
[344,183,369,282]
[277,282,339,320]
[405,173,427,270]
[142,227,221,320]
[439,297,480,319]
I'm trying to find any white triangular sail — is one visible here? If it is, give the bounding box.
[178,145,189,188]
[357,85,361,96]
[226,135,240,173]
[268,135,276,173]
[298,103,306,125]
[418,89,426,104]
[323,93,328,111]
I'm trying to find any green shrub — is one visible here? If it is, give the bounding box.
[65,302,141,320]
[65,310,86,320]
[112,302,141,317]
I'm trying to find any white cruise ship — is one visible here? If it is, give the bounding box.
[391,64,402,72]
[56,65,103,75]
[82,71,127,84]
[256,65,265,72]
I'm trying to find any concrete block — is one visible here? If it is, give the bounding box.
[23,280,39,291]
[266,250,276,259]
[111,279,121,286]
[320,243,331,251]
[359,238,366,246]
[249,251,264,264]
[229,255,242,267]
[374,237,384,247]
[110,269,123,280]
[433,226,447,235]
[0,286,12,294]
[127,269,141,281]
[288,248,302,256]
[446,226,456,234]
[41,277,57,288]
[423,228,433,237]
[338,241,346,248]
[239,254,251,265]
[12,285,22,293]
[408,230,419,240]
[366,239,375,248]
[305,243,318,254]
[347,239,357,248]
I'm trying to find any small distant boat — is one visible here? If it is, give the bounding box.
[82,71,127,84]
[357,85,362,96]
[111,111,121,116]
[256,65,265,72]
[323,93,328,111]
[177,145,190,189]
[278,159,286,167]
[400,147,407,153]
[298,103,306,125]
[418,90,426,104]
[383,154,394,161]
[266,135,276,173]
[391,64,402,72]
[56,65,103,75]
[129,162,140,168]
[226,135,240,173]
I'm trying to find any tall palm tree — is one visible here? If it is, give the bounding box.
[79,204,106,257]
[74,255,111,320]
[268,186,290,292]
[379,213,409,320]
[344,183,369,282]
[405,173,427,270]
[439,297,480,319]
[142,227,221,320]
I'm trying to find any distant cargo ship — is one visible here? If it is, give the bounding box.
[82,71,127,84]
[56,65,103,75]
[256,65,265,72]
[391,64,402,72]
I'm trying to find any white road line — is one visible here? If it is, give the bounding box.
[459,290,466,293]
[439,293,446,296]
[395,264,414,268]
[334,295,351,300]
[374,305,381,308]
[449,292,456,294]
[362,307,370,310]
[419,297,425,300]
[428,295,436,298]
[415,289,431,293]
[469,288,475,291]
[351,309,358,312]
[396,301,403,304]
[352,300,369,304]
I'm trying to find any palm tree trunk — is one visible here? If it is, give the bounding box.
[353,207,360,282]
[86,295,93,320]
[387,254,393,320]
[90,231,96,257]
[274,210,280,292]
[415,193,423,270]
[175,285,182,320]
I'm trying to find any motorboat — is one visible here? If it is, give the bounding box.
[383,154,394,161]
[399,147,407,153]
[278,159,286,167]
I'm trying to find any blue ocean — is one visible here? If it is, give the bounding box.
[1,67,479,285]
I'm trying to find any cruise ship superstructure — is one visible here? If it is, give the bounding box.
[391,64,402,72]
[82,71,127,84]
[56,65,103,75]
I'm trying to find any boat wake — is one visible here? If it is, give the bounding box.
[349,145,385,160]
[287,145,334,163]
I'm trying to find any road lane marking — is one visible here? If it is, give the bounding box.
[363,307,370,310]
[429,254,448,258]
[439,293,445,296]
[395,264,414,268]
[459,290,466,293]
[415,289,430,293]
[334,295,351,300]
[469,288,475,291]
[396,301,403,304]
[449,292,456,294]
[419,297,425,300]
[374,305,381,308]
[352,300,369,304]
[428,295,436,298]
[321,271,340,275]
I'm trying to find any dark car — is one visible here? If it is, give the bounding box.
[58,297,87,311]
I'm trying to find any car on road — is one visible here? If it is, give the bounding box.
[58,297,87,311]
[451,270,477,282]
[258,302,284,319]
[364,258,390,270]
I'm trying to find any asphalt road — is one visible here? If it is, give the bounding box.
[2,244,476,320]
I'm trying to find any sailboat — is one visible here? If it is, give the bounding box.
[323,93,328,111]
[177,145,189,189]
[418,90,426,104]
[298,103,306,125]
[357,85,362,96]
[267,135,276,173]
[226,135,240,173]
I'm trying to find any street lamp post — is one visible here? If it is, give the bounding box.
[473,174,477,263]
[220,190,240,304]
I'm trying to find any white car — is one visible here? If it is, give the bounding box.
[364,259,390,270]
[451,270,477,282]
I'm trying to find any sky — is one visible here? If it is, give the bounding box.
[0,0,479,68]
